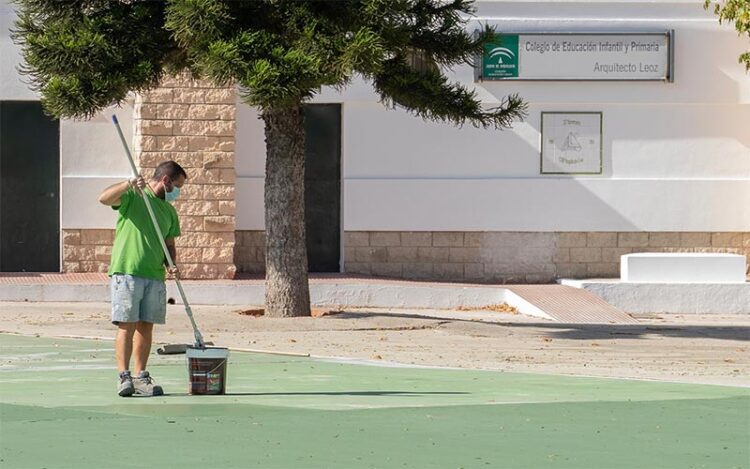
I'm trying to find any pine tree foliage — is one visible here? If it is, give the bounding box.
[705,0,750,71]
[14,0,526,127]
[12,0,184,118]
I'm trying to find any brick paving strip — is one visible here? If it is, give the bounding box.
[506,284,639,324]
[0,272,506,285]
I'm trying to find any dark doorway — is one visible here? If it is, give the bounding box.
[304,104,341,272]
[0,101,60,272]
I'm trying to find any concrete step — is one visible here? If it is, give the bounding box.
[621,253,746,283]
[561,278,750,314]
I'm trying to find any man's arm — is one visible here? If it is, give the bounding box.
[98,176,145,206]
[165,238,178,276]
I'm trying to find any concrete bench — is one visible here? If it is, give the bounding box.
[621,253,747,283]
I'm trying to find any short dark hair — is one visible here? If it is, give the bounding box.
[152,161,187,181]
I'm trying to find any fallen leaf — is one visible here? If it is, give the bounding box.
[311,308,333,318]
[456,303,518,314]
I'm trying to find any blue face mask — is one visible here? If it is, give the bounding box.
[165,186,181,203]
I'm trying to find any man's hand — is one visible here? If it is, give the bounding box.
[168,266,180,279]
[128,175,146,195]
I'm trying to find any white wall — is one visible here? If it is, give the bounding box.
[344,179,749,231]
[235,0,750,232]
[2,0,134,229]
[0,1,36,100]
[61,103,134,229]
[342,103,750,180]
[235,103,266,230]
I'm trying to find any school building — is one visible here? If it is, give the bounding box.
[1,0,748,281]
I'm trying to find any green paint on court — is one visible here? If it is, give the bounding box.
[1,334,748,468]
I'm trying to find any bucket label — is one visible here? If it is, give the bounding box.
[207,372,222,392]
[188,356,227,394]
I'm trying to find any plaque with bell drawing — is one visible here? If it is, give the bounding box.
[541,112,602,175]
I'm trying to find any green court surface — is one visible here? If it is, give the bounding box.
[1,334,748,468]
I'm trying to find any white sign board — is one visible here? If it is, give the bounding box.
[481,33,672,81]
[541,113,602,174]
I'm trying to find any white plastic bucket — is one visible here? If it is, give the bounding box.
[186,347,229,395]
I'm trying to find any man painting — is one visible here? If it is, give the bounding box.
[98,161,186,397]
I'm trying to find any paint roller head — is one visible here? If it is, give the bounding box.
[157,341,214,354]
[156,344,188,355]
[112,115,119,124]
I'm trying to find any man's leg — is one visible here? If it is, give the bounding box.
[131,278,166,396]
[115,322,137,372]
[115,322,137,397]
[132,320,163,396]
[111,274,143,397]
[133,321,153,374]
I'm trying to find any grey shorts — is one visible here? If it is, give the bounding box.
[110,274,167,325]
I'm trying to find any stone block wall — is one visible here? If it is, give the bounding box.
[343,231,558,282]
[62,229,114,273]
[554,232,748,279]
[134,74,237,279]
[235,231,266,274]
[234,230,750,283]
[62,74,238,279]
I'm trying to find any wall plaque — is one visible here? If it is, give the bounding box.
[481,32,672,81]
[541,112,602,175]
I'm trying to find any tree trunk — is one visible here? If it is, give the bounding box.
[262,105,311,317]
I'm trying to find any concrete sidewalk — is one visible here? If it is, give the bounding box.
[0,273,636,324]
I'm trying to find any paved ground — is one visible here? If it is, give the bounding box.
[1,333,748,468]
[0,302,747,386]
[1,300,748,468]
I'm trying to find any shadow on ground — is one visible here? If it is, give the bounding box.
[327,311,750,342]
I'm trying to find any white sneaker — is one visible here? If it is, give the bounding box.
[117,371,134,397]
[132,371,164,397]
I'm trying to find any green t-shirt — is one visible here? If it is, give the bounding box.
[108,187,181,280]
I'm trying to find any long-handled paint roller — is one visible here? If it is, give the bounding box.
[111,114,205,354]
